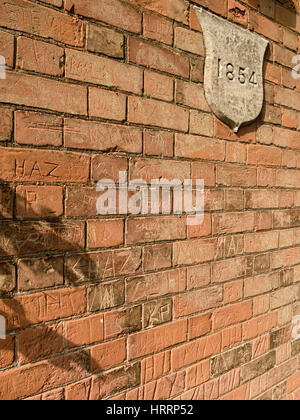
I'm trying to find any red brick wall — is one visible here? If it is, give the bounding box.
[0,0,300,400]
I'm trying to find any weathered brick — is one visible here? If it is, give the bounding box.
[17,37,64,76]
[16,186,63,218]
[65,49,143,94]
[87,24,124,57]
[0,72,87,115]
[65,0,141,32]
[15,111,62,146]
[129,37,189,78]
[0,0,84,46]
[0,147,89,183]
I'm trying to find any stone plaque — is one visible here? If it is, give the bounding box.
[194,7,269,132]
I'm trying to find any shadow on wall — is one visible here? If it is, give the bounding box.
[274,0,299,28]
[0,183,103,398]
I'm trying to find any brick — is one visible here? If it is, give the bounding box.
[213,212,255,234]
[0,335,14,369]
[140,351,171,384]
[0,351,88,400]
[144,130,173,157]
[188,312,212,340]
[143,243,172,271]
[1,0,83,46]
[65,118,142,153]
[127,371,185,400]
[219,369,240,396]
[191,162,215,187]
[274,86,300,111]
[91,338,126,372]
[276,169,300,188]
[143,298,172,327]
[176,134,225,161]
[173,238,218,266]
[220,383,250,400]
[128,0,188,24]
[0,30,14,67]
[105,306,141,339]
[244,272,280,298]
[270,285,299,309]
[222,325,242,350]
[91,155,127,183]
[175,27,204,56]
[66,248,142,284]
[190,56,204,83]
[89,87,126,121]
[245,189,278,209]
[273,127,300,150]
[270,325,291,349]
[18,256,63,292]
[176,379,219,400]
[176,80,209,111]
[211,344,252,377]
[171,333,221,370]
[0,72,87,115]
[87,219,124,249]
[143,12,173,45]
[274,44,295,68]
[224,189,244,210]
[16,186,63,218]
[129,37,189,78]
[87,280,124,312]
[17,37,64,76]
[65,0,141,32]
[283,28,298,51]
[224,279,243,304]
[187,263,211,290]
[15,111,62,147]
[186,360,210,389]
[228,0,248,26]
[65,314,104,349]
[26,388,64,401]
[130,157,190,184]
[128,96,189,132]
[87,24,124,57]
[245,231,279,253]
[0,262,15,293]
[282,109,298,129]
[212,256,246,283]
[0,221,84,256]
[127,216,185,244]
[190,111,213,137]
[241,351,276,383]
[18,323,63,364]
[144,70,174,102]
[249,11,282,42]
[243,313,278,340]
[226,142,247,164]
[0,108,13,141]
[216,165,257,187]
[247,145,282,166]
[65,49,143,95]
[188,213,211,238]
[264,62,281,84]
[214,119,256,143]
[0,147,89,183]
[65,364,139,400]
[173,285,223,317]
[287,372,300,394]
[192,0,227,17]
[213,301,253,330]
[126,268,186,303]
[128,320,187,360]
[0,287,86,330]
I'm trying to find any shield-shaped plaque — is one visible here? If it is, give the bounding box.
[194,7,269,132]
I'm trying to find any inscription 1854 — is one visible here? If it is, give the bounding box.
[194,7,268,133]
